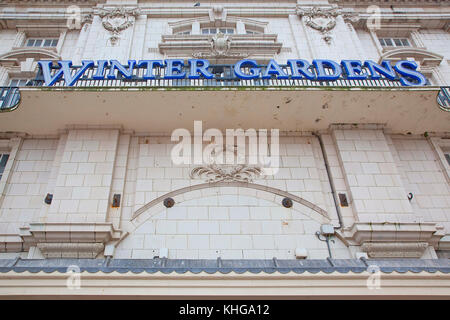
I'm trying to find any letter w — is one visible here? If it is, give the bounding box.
[38,60,94,86]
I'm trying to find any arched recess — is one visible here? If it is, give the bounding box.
[379,48,444,83]
[131,181,329,223]
[117,184,350,260]
[0,49,61,85]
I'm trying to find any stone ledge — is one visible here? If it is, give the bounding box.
[0,234,23,253]
[438,235,450,251]
[1,223,121,255]
[343,222,444,258]
[20,222,120,243]
[343,222,439,244]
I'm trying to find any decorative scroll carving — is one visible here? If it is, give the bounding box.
[190,164,262,183]
[297,6,341,44]
[97,7,140,45]
[342,12,360,24]
[82,13,93,28]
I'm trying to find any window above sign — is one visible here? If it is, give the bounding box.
[26,38,59,48]
[246,30,262,35]
[9,78,30,87]
[202,28,234,35]
[176,30,191,35]
[445,153,450,166]
[0,153,9,182]
[379,37,410,48]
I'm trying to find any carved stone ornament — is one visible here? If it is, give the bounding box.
[190,164,262,183]
[97,7,140,45]
[192,32,249,58]
[296,6,341,44]
[342,12,360,25]
[82,13,93,26]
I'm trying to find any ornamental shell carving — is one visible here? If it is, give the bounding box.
[192,32,249,58]
[98,7,140,35]
[211,32,231,55]
[190,164,262,183]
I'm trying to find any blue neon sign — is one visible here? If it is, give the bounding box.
[37,58,428,87]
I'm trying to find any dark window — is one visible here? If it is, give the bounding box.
[0,153,9,181]
[25,38,58,48]
[445,153,450,166]
[9,79,29,87]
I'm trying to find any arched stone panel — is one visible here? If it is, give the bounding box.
[116,186,350,260]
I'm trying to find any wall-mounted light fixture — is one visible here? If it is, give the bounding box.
[338,193,349,207]
[44,193,53,205]
[112,194,121,207]
[282,197,293,208]
[164,197,175,208]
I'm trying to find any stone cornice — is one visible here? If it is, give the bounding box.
[331,0,450,5]
[0,0,103,4]
[0,6,449,20]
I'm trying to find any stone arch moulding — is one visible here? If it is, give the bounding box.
[131,181,329,223]
[0,48,61,62]
[0,49,62,83]
[168,16,268,34]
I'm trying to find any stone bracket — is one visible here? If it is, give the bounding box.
[343,222,445,258]
[0,223,123,257]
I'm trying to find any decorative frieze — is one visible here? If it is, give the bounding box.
[192,32,249,59]
[190,164,262,183]
[37,243,104,259]
[361,242,428,258]
[159,34,282,60]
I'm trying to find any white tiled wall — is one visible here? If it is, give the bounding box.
[391,137,450,233]
[49,129,119,223]
[0,139,57,234]
[116,190,350,259]
[333,129,415,223]
[0,128,448,258]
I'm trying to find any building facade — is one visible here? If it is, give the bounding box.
[0,0,449,298]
